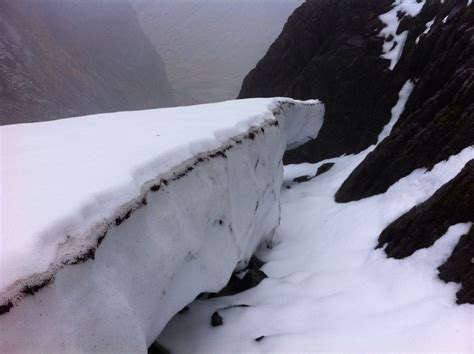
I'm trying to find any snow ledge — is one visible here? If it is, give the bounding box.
[0,98,323,352]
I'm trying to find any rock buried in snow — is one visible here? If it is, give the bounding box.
[209,256,268,298]
[248,255,264,269]
[293,175,313,183]
[376,159,474,304]
[211,311,223,327]
[315,162,334,176]
[293,162,335,183]
[438,225,474,305]
[255,335,265,342]
[148,341,170,354]
[240,269,267,291]
[377,160,474,259]
[208,274,244,298]
[178,306,190,315]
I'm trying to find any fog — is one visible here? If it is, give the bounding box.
[133,0,305,105]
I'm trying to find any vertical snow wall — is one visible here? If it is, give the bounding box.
[0,99,324,353]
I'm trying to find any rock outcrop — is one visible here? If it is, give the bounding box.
[377,159,473,258]
[0,0,176,125]
[377,160,474,304]
[239,0,473,194]
[438,225,474,304]
[239,0,401,163]
[238,0,473,303]
[336,0,474,202]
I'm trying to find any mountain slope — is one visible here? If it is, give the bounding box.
[238,0,473,295]
[0,0,176,125]
[377,159,474,303]
[239,0,473,175]
[154,1,474,351]
[336,0,474,202]
[159,119,474,353]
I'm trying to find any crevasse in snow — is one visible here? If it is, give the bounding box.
[0,98,324,352]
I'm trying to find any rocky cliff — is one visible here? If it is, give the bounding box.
[336,0,474,202]
[0,0,176,125]
[239,0,473,303]
[239,0,399,162]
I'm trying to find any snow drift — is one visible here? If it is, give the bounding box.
[0,98,324,352]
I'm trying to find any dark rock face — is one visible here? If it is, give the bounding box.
[239,0,473,203]
[336,0,474,202]
[377,160,474,258]
[0,0,176,125]
[239,0,402,163]
[438,225,474,304]
[377,160,474,303]
[238,0,473,305]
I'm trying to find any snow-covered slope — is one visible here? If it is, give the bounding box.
[133,0,304,105]
[158,81,474,353]
[0,98,324,352]
[160,150,474,353]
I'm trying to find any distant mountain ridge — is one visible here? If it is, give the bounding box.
[0,0,176,125]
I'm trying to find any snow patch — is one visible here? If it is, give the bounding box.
[416,18,435,44]
[379,0,426,69]
[377,80,414,142]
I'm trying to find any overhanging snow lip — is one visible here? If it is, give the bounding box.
[0,98,324,315]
